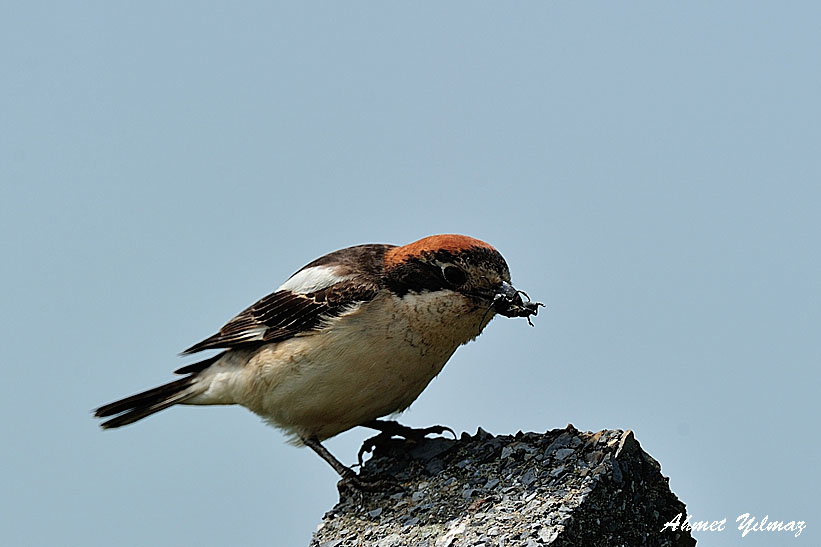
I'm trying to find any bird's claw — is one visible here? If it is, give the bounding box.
[357,424,456,467]
[338,470,402,493]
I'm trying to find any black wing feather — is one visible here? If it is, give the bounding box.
[181,282,380,355]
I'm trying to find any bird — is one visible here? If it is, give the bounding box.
[95,234,541,489]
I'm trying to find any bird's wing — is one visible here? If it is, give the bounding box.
[181,280,380,355]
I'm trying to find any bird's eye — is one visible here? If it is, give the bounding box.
[443,265,467,286]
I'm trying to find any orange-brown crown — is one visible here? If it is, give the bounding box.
[384,234,496,268]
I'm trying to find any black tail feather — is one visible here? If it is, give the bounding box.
[173,352,224,375]
[95,376,198,429]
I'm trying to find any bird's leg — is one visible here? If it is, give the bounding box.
[302,436,397,492]
[357,419,456,466]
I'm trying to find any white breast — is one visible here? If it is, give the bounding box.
[235,290,495,441]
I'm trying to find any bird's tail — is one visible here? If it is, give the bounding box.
[95,376,205,429]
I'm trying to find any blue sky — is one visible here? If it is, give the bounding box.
[2,3,818,546]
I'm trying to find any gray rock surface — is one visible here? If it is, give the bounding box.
[311,426,695,547]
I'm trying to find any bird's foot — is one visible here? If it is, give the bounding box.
[303,435,399,493]
[337,466,402,493]
[357,420,456,466]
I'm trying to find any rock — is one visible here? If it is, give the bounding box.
[310,426,695,547]
[520,468,538,486]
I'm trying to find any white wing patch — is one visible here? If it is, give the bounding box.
[277,265,351,295]
[237,326,268,342]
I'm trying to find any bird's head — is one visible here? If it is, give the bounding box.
[383,234,542,323]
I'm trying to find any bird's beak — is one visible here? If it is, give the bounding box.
[490,281,543,322]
